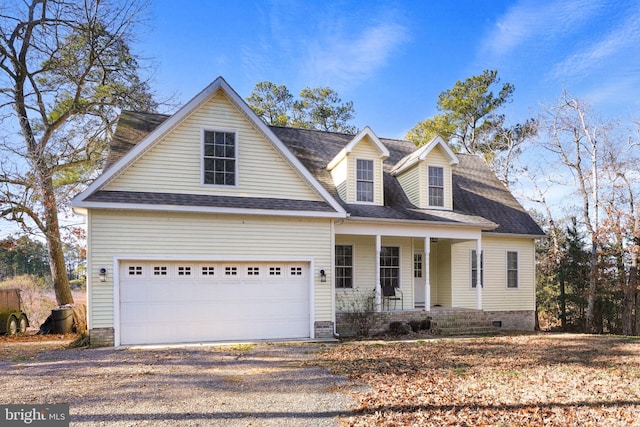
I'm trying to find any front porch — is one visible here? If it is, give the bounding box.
[335,306,500,337]
[334,232,484,313]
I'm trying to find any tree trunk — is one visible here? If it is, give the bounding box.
[625,204,640,335]
[560,278,567,331]
[41,177,74,306]
[636,291,640,336]
[586,242,598,333]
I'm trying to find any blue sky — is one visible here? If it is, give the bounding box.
[2,0,638,239]
[140,0,640,139]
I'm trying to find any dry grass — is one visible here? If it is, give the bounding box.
[0,275,86,330]
[320,333,640,426]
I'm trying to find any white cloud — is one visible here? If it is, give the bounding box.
[238,3,409,91]
[304,21,409,89]
[480,0,602,59]
[549,11,640,80]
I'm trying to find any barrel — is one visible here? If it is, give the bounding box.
[51,307,74,334]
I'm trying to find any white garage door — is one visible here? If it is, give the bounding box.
[119,261,310,345]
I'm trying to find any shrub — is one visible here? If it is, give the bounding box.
[389,321,412,335]
[420,318,432,330]
[336,289,376,337]
[408,319,422,332]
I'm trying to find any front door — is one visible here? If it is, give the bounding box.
[413,252,425,308]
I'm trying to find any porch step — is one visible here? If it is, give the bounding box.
[428,309,499,336]
[432,325,499,336]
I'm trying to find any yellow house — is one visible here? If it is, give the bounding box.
[72,77,544,346]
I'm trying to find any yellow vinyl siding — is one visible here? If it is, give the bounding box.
[335,235,375,310]
[396,165,421,207]
[450,236,535,311]
[424,146,453,210]
[105,91,322,201]
[346,137,384,205]
[87,210,332,329]
[433,240,452,306]
[481,236,535,311]
[330,158,348,201]
[335,235,413,310]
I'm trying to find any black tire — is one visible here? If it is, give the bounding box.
[7,316,18,335]
[18,315,28,334]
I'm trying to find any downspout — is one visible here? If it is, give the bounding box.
[331,219,340,338]
[424,236,431,311]
[476,237,483,310]
[375,234,382,312]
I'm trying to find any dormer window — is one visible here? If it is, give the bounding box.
[356,159,374,202]
[203,130,236,186]
[428,166,444,207]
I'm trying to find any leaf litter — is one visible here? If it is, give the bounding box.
[319,334,640,426]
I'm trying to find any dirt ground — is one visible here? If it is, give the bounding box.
[4,332,640,426]
[0,334,354,426]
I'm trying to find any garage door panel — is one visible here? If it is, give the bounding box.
[119,261,310,345]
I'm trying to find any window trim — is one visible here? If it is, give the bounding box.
[470,249,483,289]
[427,165,445,208]
[335,244,354,289]
[201,127,239,187]
[355,158,375,203]
[413,253,423,279]
[506,251,519,289]
[380,246,401,289]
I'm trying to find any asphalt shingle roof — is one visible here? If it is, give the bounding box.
[85,190,337,213]
[98,111,544,236]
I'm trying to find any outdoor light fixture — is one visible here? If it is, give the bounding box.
[320,268,326,282]
[99,267,107,282]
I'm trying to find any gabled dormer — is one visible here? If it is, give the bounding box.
[391,136,459,210]
[327,127,389,205]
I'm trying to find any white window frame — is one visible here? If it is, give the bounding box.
[470,250,483,289]
[335,244,354,289]
[506,251,519,289]
[201,128,238,187]
[428,165,445,208]
[413,253,423,278]
[380,246,401,289]
[356,158,375,203]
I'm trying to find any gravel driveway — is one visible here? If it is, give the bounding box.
[1,339,356,426]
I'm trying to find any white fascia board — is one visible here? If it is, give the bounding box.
[482,231,546,239]
[326,147,348,171]
[421,136,459,165]
[391,135,459,176]
[326,126,389,171]
[72,76,347,217]
[335,219,484,240]
[219,79,347,216]
[338,215,496,231]
[72,200,346,219]
[72,78,227,207]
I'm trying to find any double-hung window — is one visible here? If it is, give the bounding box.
[356,159,374,202]
[335,245,353,288]
[507,251,518,288]
[380,246,400,288]
[471,250,483,288]
[428,166,444,207]
[203,130,236,185]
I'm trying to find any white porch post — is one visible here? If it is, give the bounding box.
[375,234,382,312]
[476,238,482,310]
[424,236,431,312]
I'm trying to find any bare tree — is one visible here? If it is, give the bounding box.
[0,0,155,305]
[537,92,606,333]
